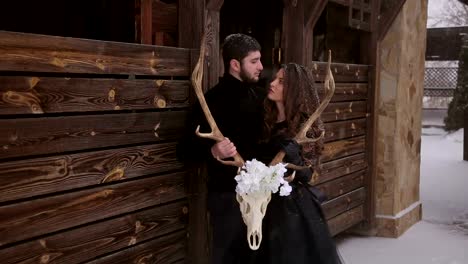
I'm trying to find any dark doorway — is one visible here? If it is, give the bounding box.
[220,0,283,84]
[0,0,135,43]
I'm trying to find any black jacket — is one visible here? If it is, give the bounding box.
[178,74,266,192]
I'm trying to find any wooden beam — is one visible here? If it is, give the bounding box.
[0,111,187,160]
[0,77,190,115]
[0,31,194,76]
[363,0,381,233]
[178,0,204,48]
[140,0,153,44]
[304,0,328,29]
[0,172,186,247]
[0,143,183,203]
[0,201,187,264]
[282,0,305,64]
[87,231,186,264]
[378,0,406,41]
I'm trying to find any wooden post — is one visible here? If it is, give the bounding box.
[282,0,305,64]
[139,0,153,44]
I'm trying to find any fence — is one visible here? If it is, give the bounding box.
[424,67,457,97]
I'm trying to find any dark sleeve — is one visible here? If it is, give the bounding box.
[176,100,213,164]
[270,134,313,184]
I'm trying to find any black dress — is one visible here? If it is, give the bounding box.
[258,122,343,264]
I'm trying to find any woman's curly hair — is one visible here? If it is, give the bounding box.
[263,63,325,170]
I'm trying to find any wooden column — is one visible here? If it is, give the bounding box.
[373,0,426,238]
[282,0,305,64]
[178,0,205,48]
[138,0,153,44]
[206,0,223,90]
[182,0,223,263]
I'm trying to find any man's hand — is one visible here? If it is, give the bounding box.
[211,138,237,160]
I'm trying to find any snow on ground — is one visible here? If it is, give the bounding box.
[336,127,468,264]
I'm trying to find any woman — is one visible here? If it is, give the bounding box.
[259,63,343,264]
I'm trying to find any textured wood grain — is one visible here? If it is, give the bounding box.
[313,153,367,185]
[0,142,183,203]
[328,205,365,236]
[310,62,369,82]
[0,172,186,247]
[316,170,366,200]
[88,230,186,264]
[323,188,366,220]
[325,83,368,102]
[0,77,190,114]
[0,201,187,264]
[322,101,367,122]
[0,111,187,160]
[322,136,366,162]
[324,118,367,142]
[0,30,192,76]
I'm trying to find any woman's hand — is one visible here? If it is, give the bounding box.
[211,138,237,160]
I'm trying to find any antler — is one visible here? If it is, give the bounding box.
[270,50,335,169]
[191,32,245,168]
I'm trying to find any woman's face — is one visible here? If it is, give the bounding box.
[268,68,284,102]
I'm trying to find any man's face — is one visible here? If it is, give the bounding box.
[239,51,263,83]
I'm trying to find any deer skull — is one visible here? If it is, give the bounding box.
[236,191,272,250]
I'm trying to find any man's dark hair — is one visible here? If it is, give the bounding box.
[222,33,261,72]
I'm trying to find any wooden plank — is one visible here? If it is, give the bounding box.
[0,111,187,160]
[324,118,367,142]
[316,170,365,200]
[88,230,186,264]
[0,77,190,115]
[322,100,367,122]
[0,142,183,203]
[0,172,186,247]
[310,62,369,82]
[322,136,366,162]
[0,30,193,76]
[313,153,367,185]
[328,205,364,236]
[322,83,368,102]
[0,201,187,264]
[322,187,366,220]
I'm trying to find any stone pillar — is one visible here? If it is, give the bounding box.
[374,0,427,237]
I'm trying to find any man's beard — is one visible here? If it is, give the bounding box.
[239,66,259,83]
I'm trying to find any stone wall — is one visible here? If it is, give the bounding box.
[374,0,427,237]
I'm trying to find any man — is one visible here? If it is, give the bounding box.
[178,33,265,264]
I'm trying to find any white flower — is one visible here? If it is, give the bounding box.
[234,159,292,196]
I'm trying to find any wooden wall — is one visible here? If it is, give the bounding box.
[309,61,370,235]
[0,30,193,263]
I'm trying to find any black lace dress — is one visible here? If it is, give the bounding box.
[258,121,344,264]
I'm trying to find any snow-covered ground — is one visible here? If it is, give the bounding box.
[336,126,468,264]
